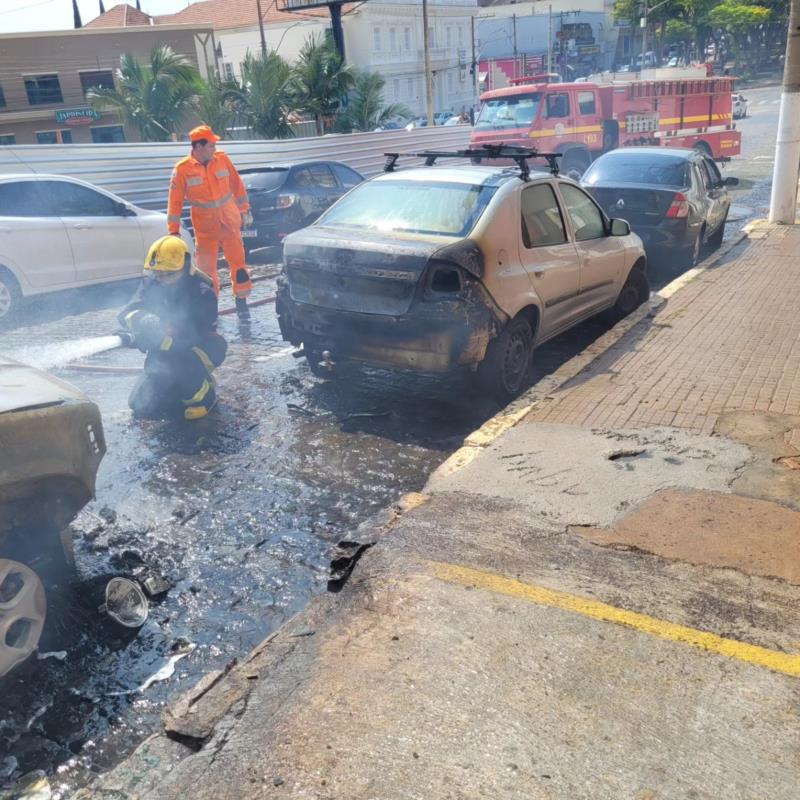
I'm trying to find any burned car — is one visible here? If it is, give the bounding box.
[0,356,105,676]
[276,150,648,401]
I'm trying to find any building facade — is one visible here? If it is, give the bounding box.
[0,24,215,145]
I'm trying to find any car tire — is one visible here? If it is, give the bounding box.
[0,268,21,324]
[606,266,650,323]
[560,149,591,181]
[684,228,704,268]
[708,212,727,251]
[477,317,533,403]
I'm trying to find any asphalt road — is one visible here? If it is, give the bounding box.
[0,89,782,795]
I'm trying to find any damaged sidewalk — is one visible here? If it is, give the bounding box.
[80,221,800,800]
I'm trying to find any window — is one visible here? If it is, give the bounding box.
[24,74,63,105]
[331,163,362,189]
[373,27,382,51]
[0,135,15,146]
[40,180,117,216]
[446,27,452,48]
[394,79,401,99]
[36,130,72,144]
[91,125,125,143]
[702,156,722,186]
[223,62,235,82]
[476,92,541,130]
[241,168,289,191]
[407,78,414,98]
[308,164,337,189]
[521,184,567,248]
[389,27,397,50]
[559,183,606,241]
[79,70,114,97]
[404,27,411,50]
[545,93,570,118]
[291,167,313,188]
[577,91,596,115]
[697,160,715,190]
[448,71,454,92]
[458,27,463,47]
[0,181,50,217]
[0,86,5,108]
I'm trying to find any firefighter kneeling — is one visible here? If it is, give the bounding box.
[118,235,227,421]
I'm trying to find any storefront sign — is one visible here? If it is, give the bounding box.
[55,108,101,126]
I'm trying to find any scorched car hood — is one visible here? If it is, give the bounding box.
[0,356,88,415]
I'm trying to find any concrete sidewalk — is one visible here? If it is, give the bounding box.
[82,223,800,800]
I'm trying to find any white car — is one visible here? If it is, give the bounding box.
[732,93,748,119]
[0,174,191,321]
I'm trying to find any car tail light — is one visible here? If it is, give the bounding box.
[666,192,689,218]
[276,193,298,209]
[424,260,465,299]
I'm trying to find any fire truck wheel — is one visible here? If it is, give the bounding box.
[693,141,713,157]
[561,149,591,181]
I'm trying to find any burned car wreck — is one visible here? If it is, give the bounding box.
[277,150,648,400]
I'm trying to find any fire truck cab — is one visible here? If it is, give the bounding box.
[471,76,741,179]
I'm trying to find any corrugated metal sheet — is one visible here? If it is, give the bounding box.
[0,127,473,211]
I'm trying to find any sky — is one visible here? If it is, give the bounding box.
[0,0,200,33]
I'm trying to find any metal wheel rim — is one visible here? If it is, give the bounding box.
[0,559,46,677]
[617,283,641,315]
[0,281,11,318]
[503,331,529,390]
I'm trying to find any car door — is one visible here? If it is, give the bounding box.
[517,182,582,340]
[699,156,729,234]
[43,179,145,283]
[0,179,75,290]
[557,182,626,314]
[307,164,343,213]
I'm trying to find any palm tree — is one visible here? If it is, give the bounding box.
[194,76,239,139]
[336,71,411,133]
[292,35,355,135]
[230,51,295,139]
[88,44,202,141]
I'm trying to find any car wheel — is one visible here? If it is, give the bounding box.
[684,228,704,267]
[561,149,591,181]
[0,268,21,324]
[708,213,727,250]
[0,558,47,678]
[606,267,650,323]
[478,317,533,403]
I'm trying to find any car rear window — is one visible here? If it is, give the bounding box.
[317,179,497,237]
[241,169,288,191]
[583,155,689,187]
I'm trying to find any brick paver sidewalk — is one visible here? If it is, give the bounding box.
[527,223,800,433]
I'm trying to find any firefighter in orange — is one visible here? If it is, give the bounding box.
[168,124,253,317]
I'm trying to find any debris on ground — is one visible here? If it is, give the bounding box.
[100,578,149,628]
[1,770,51,800]
[35,652,67,662]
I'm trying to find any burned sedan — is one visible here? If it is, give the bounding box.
[277,150,648,401]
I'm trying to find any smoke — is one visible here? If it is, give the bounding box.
[7,335,123,371]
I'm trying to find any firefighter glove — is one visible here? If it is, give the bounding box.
[115,330,136,348]
[241,211,253,229]
[132,312,168,351]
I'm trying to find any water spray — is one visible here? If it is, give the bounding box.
[7,334,126,371]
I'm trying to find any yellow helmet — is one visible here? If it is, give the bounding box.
[144,235,190,274]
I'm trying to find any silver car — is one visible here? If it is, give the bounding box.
[277,162,648,401]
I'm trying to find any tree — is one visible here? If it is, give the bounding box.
[709,1,772,73]
[336,71,411,133]
[72,0,82,28]
[292,35,355,135]
[195,76,239,139]
[88,44,201,141]
[231,51,295,139]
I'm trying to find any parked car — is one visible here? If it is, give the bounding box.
[582,147,737,267]
[0,355,106,677]
[405,116,429,129]
[732,92,749,119]
[276,160,648,401]
[239,161,364,255]
[434,111,454,126]
[0,174,191,322]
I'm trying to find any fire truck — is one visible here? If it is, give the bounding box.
[470,76,741,178]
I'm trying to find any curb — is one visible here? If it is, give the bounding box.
[427,221,759,485]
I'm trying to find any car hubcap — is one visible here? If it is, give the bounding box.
[0,559,46,677]
[0,282,11,318]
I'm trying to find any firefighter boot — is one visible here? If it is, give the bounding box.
[183,382,217,421]
[235,297,249,319]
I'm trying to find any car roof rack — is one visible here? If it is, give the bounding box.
[383,144,562,180]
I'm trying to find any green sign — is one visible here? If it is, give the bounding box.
[55,107,101,126]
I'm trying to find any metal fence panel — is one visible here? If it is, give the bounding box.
[0,126,473,211]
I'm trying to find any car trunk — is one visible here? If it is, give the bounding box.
[586,183,685,226]
[283,227,456,316]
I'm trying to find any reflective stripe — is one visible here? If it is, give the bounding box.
[187,177,204,187]
[160,336,173,351]
[192,346,215,374]
[188,192,233,209]
[167,214,181,223]
[184,379,211,405]
[123,310,139,331]
[215,169,230,178]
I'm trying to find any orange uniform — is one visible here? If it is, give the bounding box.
[167,149,252,299]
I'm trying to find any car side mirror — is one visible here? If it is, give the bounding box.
[610,218,630,237]
[723,176,739,187]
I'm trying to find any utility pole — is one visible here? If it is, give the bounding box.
[769,0,800,223]
[471,15,479,121]
[512,14,518,80]
[256,0,267,56]
[640,0,647,72]
[547,5,552,74]
[422,0,434,125]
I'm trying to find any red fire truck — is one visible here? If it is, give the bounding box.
[470,76,741,178]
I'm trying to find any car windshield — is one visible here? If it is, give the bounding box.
[241,169,288,191]
[583,156,689,187]
[317,179,497,237]
[475,93,541,130]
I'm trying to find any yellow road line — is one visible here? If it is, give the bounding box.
[430,562,800,678]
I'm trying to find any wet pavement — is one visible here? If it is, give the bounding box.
[0,93,781,796]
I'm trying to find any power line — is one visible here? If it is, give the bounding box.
[0,0,59,15]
